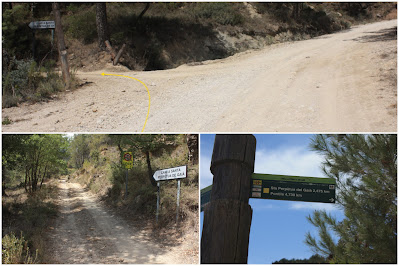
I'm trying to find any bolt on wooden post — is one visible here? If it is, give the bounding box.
[201,134,256,264]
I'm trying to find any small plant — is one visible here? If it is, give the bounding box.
[2,117,12,125]
[2,233,38,264]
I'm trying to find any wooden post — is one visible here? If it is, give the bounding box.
[105,40,116,60]
[113,44,126,65]
[32,29,36,60]
[53,3,71,89]
[201,134,256,264]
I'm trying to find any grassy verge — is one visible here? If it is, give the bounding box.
[2,180,59,263]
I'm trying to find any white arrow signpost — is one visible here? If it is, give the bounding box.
[29,21,55,29]
[153,165,187,224]
[28,21,56,59]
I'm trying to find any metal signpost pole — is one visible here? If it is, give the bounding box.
[153,165,187,225]
[176,179,181,224]
[125,169,128,200]
[201,135,256,264]
[156,181,160,224]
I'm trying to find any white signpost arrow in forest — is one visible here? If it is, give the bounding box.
[29,21,55,29]
[28,21,56,59]
[153,165,187,181]
[153,165,187,224]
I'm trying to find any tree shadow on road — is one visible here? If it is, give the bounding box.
[351,26,397,43]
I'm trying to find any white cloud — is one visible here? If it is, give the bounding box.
[290,202,341,212]
[250,200,275,211]
[254,146,324,178]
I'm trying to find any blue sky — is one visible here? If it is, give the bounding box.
[200,134,345,264]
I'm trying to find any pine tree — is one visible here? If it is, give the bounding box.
[96,3,109,50]
[109,134,177,187]
[305,134,397,263]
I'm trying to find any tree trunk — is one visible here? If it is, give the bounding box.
[186,134,198,165]
[96,3,109,51]
[137,3,150,22]
[24,167,28,192]
[39,165,47,189]
[145,150,157,186]
[53,3,71,89]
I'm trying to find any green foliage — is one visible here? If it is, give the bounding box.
[66,8,97,44]
[2,134,68,192]
[2,59,65,108]
[305,134,397,263]
[2,233,38,264]
[71,134,198,226]
[69,134,111,168]
[2,4,31,59]
[272,254,327,264]
[2,117,12,125]
[2,182,58,263]
[192,3,243,25]
[69,135,90,168]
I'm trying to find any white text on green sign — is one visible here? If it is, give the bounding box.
[251,173,336,203]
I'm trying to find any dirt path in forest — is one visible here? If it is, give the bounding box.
[2,20,397,132]
[46,179,196,264]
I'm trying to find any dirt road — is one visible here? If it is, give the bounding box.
[3,20,397,132]
[47,179,195,264]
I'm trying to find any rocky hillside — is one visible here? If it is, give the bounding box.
[3,2,397,72]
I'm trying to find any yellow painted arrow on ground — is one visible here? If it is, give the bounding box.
[101,73,150,132]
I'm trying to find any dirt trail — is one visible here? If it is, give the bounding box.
[2,20,397,132]
[47,179,194,264]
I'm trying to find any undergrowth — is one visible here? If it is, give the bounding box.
[2,59,65,108]
[2,233,38,264]
[2,181,59,263]
[71,135,199,230]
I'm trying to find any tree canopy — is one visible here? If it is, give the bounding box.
[2,134,68,193]
[305,134,397,263]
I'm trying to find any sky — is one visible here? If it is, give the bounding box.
[200,134,345,264]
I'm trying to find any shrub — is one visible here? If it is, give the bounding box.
[2,233,38,264]
[66,8,97,44]
[2,58,65,107]
[192,3,243,26]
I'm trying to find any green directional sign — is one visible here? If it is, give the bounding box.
[250,173,336,203]
[200,185,212,212]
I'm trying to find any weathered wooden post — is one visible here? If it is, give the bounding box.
[52,3,71,89]
[113,44,126,65]
[201,134,256,264]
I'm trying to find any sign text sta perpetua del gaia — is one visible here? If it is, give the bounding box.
[250,173,336,203]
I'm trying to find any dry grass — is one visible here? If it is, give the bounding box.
[2,179,59,263]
